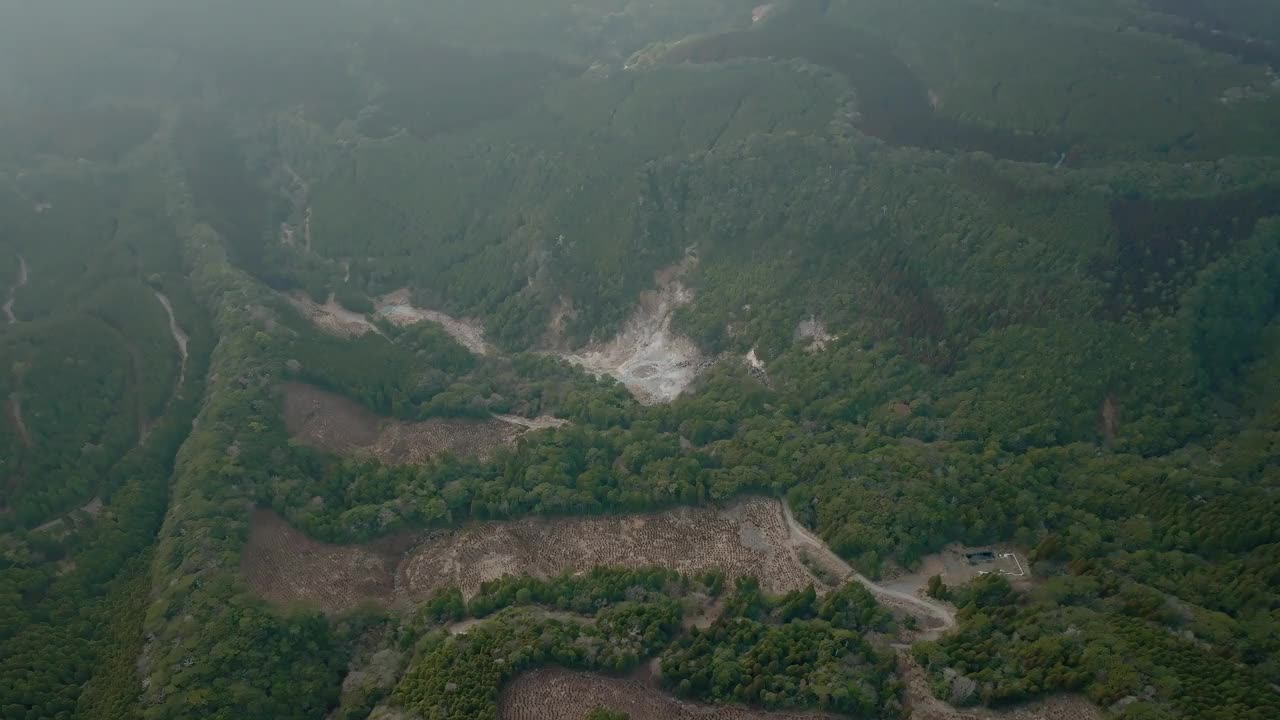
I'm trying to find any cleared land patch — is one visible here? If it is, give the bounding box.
[282,382,524,463]
[240,509,411,611]
[244,497,821,614]
[500,669,834,720]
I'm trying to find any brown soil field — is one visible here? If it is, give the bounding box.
[240,509,414,612]
[500,669,835,720]
[282,382,523,463]
[243,497,818,614]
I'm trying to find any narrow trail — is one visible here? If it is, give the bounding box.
[4,255,29,324]
[7,393,31,447]
[782,501,957,634]
[136,290,191,443]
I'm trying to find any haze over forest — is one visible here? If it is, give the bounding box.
[2,2,1280,720]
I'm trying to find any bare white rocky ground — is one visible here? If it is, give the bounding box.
[286,291,382,338]
[561,262,707,404]
[795,316,836,352]
[375,289,491,356]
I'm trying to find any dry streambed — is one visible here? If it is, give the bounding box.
[375,289,491,356]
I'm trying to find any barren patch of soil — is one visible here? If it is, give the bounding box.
[376,289,491,356]
[401,497,812,602]
[240,509,412,613]
[561,260,707,404]
[286,291,380,338]
[244,497,820,614]
[500,669,834,720]
[282,382,522,463]
[370,416,522,465]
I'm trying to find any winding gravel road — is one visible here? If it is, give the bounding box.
[782,501,957,634]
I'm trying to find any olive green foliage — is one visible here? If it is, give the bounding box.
[5,2,1280,719]
[0,169,186,528]
[824,0,1280,160]
[0,277,212,720]
[394,603,682,720]
[467,567,688,618]
[661,578,900,716]
[307,60,849,347]
[915,572,1280,719]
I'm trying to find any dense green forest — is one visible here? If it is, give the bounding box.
[3,1,1280,720]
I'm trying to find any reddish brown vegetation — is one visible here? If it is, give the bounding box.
[242,498,818,613]
[500,669,834,720]
[282,382,522,463]
[240,509,414,613]
[399,498,812,601]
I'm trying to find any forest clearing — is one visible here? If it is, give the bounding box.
[500,668,835,720]
[245,497,837,612]
[242,495,959,634]
[282,382,527,463]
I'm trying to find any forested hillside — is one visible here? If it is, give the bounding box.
[2,2,1279,720]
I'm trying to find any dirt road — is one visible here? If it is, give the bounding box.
[4,255,29,324]
[7,393,31,447]
[781,501,956,634]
